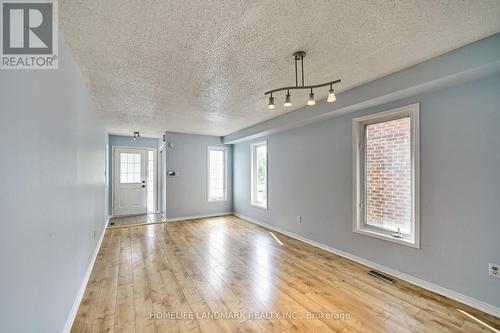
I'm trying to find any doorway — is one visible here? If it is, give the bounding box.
[112,147,157,216]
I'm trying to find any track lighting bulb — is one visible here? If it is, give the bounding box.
[307,89,315,106]
[268,95,275,109]
[133,131,140,140]
[327,86,336,103]
[284,91,292,107]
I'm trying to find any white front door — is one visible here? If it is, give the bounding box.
[114,148,148,216]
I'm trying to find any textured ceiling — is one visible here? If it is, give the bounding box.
[59,0,500,137]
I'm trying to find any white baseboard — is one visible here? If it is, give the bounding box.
[165,212,232,222]
[62,216,109,333]
[233,213,500,318]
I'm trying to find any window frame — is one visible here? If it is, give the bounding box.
[146,150,156,213]
[207,145,228,202]
[250,141,268,210]
[119,152,142,184]
[352,103,420,248]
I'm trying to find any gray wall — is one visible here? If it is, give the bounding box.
[0,35,108,332]
[233,74,500,307]
[165,132,232,219]
[108,134,159,215]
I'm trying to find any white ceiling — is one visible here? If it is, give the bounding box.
[59,0,500,137]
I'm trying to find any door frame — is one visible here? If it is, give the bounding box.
[111,146,158,216]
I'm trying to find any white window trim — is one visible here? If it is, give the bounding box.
[146,150,157,213]
[352,103,420,248]
[207,145,228,202]
[250,141,268,210]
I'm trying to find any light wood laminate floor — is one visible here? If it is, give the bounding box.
[72,216,499,332]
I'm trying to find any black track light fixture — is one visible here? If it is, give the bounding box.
[264,51,340,108]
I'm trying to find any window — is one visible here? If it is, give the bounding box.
[207,146,227,201]
[147,150,155,212]
[353,104,420,247]
[120,153,141,183]
[251,141,267,209]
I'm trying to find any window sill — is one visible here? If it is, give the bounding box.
[208,198,227,203]
[251,203,268,211]
[354,227,419,248]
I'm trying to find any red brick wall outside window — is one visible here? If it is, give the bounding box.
[365,117,411,234]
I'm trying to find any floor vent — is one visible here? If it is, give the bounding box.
[368,270,396,284]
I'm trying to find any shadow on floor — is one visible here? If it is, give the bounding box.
[108,213,165,228]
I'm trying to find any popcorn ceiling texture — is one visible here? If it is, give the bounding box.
[59,0,500,137]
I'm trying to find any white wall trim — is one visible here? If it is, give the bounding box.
[232,213,500,318]
[62,217,109,333]
[166,212,232,222]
